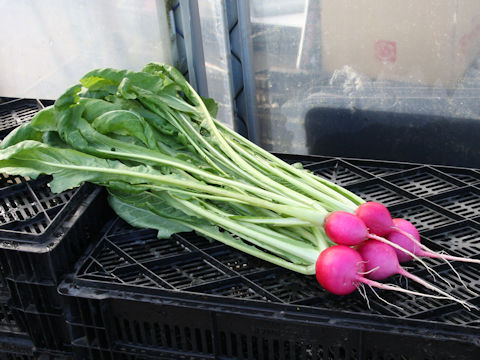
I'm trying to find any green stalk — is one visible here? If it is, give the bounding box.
[28,157,327,225]
[272,225,318,247]
[139,95,268,187]
[155,104,230,176]
[139,190,318,272]
[229,216,311,227]
[82,144,310,209]
[71,120,329,212]
[146,183,325,231]
[201,200,323,251]
[215,119,365,206]
[176,198,321,264]
[166,107,324,210]
[186,223,316,275]
[228,139,357,212]
[294,226,320,245]
[117,80,349,212]
[77,103,345,233]
[234,219,326,253]
[223,201,320,247]
[128,95,229,176]
[171,82,333,211]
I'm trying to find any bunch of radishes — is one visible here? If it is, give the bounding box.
[0,62,476,308]
[317,201,479,306]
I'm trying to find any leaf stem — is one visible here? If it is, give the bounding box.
[26,153,328,225]
[175,198,321,264]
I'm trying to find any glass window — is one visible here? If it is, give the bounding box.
[250,0,480,166]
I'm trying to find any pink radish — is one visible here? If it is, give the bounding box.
[356,239,402,281]
[388,218,480,265]
[350,202,479,266]
[315,245,364,295]
[387,218,421,262]
[323,211,426,264]
[355,202,394,236]
[315,245,458,301]
[324,211,369,246]
[356,239,471,307]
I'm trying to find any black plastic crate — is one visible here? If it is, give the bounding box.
[383,167,466,197]
[427,186,480,220]
[336,158,416,177]
[11,308,70,352]
[0,182,110,282]
[0,182,109,284]
[0,298,25,335]
[0,98,54,141]
[0,183,110,315]
[34,351,71,360]
[0,331,34,360]
[71,344,197,360]
[304,159,373,186]
[0,293,32,358]
[60,281,479,360]
[346,178,414,206]
[57,155,480,360]
[7,281,62,315]
[421,220,480,260]
[0,335,71,360]
[0,185,112,351]
[0,323,65,360]
[0,97,113,354]
[0,274,8,298]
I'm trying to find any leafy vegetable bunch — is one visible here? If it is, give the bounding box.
[0,63,477,306]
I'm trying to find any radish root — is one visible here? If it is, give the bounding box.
[356,283,371,310]
[397,268,473,310]
[392,226,480,264]
[368,233,452,288]
[360,276,472,310]
[366,284,405,312]
[392,226,480,295]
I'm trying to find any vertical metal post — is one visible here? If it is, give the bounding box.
[236,0,259,144]
[178,0,206,94]
[176,0,260,142]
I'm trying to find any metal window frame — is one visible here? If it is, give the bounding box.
[173,0,259,142]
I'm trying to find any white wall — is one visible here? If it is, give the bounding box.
[0,0,173,99]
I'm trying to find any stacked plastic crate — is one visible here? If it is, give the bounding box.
[58,156,480,360]
[0,98,112,358]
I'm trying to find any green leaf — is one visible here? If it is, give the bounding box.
[80,67,167,95]
[92,110,158,149]
[142,63,206,110]
[55,84,82,108]
[79,88,112,99]
[103,96,177,136]
[133,87,198,114]
[30,106,57,131]
[200,96,218,118]
[104,96,200,160]
[54,104,89,150]
[229,216,311,227]
[117,77,137,100]
[80,98,122,122]
[79,69,126,94]
[1,104,56,150]
[0,122,43,149]
[42,131,71,149]
[0,140,165,193]
[108,190,194,238]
